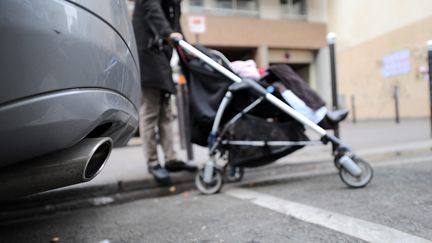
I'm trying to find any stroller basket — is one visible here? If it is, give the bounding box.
[226,114,308,167]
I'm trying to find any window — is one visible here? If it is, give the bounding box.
[215,0,233,9]
[236,0,258,11]
[190,0,204,7]
[189,0,258,16]
[280,0,306,19]
[214,0,257,11]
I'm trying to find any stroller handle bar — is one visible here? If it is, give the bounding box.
[174,39,243,83]
[173,39,348,146]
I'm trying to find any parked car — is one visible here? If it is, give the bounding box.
[0,0,141,200]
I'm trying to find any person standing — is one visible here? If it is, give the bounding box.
[132,0,196,184]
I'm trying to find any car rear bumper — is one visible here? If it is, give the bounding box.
[0,0,142,168]
[0,88,139,168]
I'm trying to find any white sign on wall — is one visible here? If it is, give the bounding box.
[381,49,411,77]
[188,16,206,34]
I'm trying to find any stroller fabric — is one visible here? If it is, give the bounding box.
[229,60,261,81]
[184,46,289,146]
[268,65,326,110]
[227,114,308,167]
[183,46,233,146]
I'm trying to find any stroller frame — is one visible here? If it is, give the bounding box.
[174,39,373,194]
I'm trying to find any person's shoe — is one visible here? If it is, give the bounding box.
[165,160,198,172]
[148,164,171,184]
[325,109,349,124]
[317,116,334,130]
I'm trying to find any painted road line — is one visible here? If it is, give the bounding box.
[226,188,431,243]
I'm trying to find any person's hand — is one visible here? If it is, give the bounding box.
[169,32,183,41]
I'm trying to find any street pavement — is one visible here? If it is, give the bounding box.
[1,152,431,242]
[1,118,432,242]
[1,118,432,220]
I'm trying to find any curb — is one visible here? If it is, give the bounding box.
[0,172,196,223]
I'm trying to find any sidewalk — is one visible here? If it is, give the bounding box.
[47,118,431,196]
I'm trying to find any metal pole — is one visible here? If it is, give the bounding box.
[427,40,432,137]
[393,84,400,124]
[176,78,186,149]
[177,74,194,163]
[351,95,356,124]
[327,32,340,138]
[183,81,194,163]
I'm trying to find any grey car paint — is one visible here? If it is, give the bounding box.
[0,0,141,168]
[66,0,139,58]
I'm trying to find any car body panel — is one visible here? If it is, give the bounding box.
[0,0,140,106]
[0,0,141,168]
[65,0,139,60]
[0,89,138,168]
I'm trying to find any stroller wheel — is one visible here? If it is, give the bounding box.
[339,157,373,188]
[225,165,244,183]
[195,168,223,194]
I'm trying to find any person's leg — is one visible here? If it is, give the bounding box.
[159,93,197,172]
[140,88,171,183]
[139,88,161,167]
[273,82,348,128]
[158,92,177,162]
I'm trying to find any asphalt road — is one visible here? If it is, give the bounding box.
[1,156,431,243]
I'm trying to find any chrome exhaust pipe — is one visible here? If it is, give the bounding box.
[0,137,112,201]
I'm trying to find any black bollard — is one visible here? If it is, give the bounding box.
[327,32,340,138]
[177,74,194,163]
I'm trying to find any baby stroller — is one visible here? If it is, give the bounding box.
[174,39,373,194]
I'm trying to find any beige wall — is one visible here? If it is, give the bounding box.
[337,16,432,119]
[328,0,432,50]
[306,0,327,23]
[258,0,280,20]
[181,14,326,49]
[327,1,432,119]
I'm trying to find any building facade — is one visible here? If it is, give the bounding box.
[180,0,330,91]
[128,0,432,120]
[126,0,333,110]
[327,0,432,120]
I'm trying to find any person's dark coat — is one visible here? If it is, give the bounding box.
[268,64,326,110]
[132,0,182,94]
